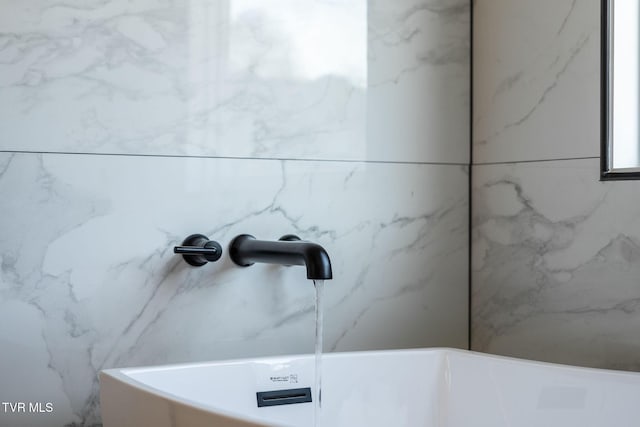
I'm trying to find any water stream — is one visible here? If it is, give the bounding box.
[313,279,324,427]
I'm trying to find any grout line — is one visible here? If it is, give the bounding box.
[468,0,474,352]
[0,150,469,167]
[473,156,599,166]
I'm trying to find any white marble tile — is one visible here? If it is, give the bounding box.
[0,0,470,164]
[473,159,640,369]
[0,0,367,160]
[0,152,468,425]
[368,0,470,163]
[473,0,600,163]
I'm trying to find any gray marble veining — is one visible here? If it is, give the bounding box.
[473,159,640,370]
[0,1,471,425]
[368,0,470,163]
[473,0,599,163]
[0,153,468,426]
[0,0,470,164]
[0,0,367,160]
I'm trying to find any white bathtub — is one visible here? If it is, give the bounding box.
[100,348,640,426]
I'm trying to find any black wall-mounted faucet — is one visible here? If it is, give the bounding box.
[229,234,332,280]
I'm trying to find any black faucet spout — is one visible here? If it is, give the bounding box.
[229,234,332,280]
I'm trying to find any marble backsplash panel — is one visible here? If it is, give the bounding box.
[473,159,640,370]
[0,152,468,426]
[473,0,599,163]
[0,0,470,164]
[368,0,470,163]
[0,0,367,159]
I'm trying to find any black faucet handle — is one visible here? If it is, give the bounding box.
[174,234,223,266]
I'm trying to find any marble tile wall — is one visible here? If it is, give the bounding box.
[473,160,640,368]
[473,0,599,163]
[0,1,470,426]
[1,0,469,164]
[472,0,640,371]
[368,0,470,163]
